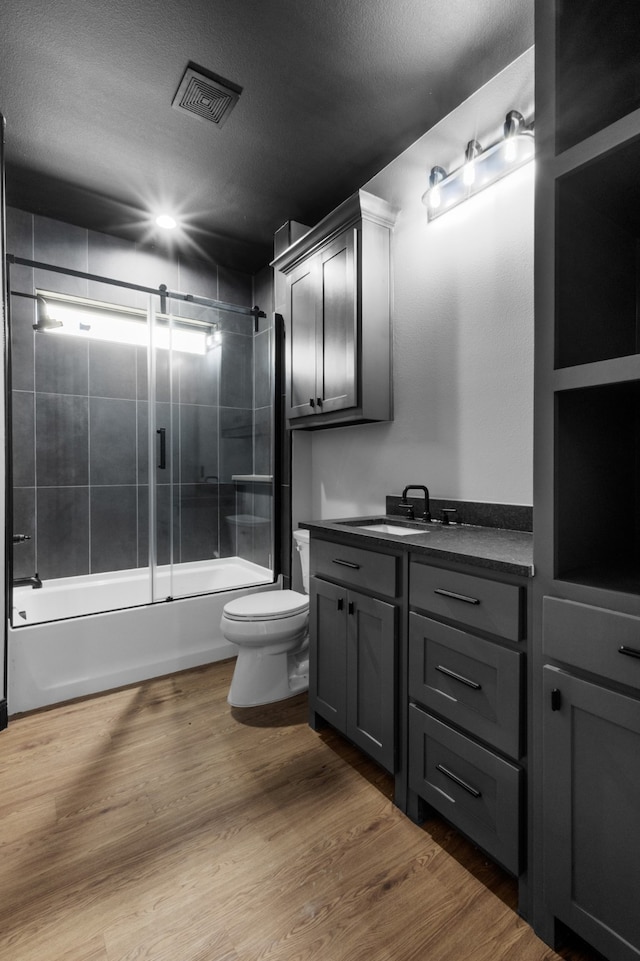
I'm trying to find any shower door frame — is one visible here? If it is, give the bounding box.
[4,254,281,624]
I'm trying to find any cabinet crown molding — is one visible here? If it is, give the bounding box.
[271,189,398,274]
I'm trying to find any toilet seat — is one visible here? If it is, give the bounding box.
[223,590,308,623]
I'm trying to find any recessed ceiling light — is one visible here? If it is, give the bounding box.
[156,214,177,230]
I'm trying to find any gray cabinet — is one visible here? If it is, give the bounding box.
[272,190,396,429]
[407,558,526,879]
[534,0,640,954]
[310,576,397,771]
[309,537,399,772]
[287,229,356,419]
[542,666,640,961]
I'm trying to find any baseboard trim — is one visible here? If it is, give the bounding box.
[0,698,8,732]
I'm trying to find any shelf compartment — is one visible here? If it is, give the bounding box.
[555,381,640,594]
[556,0,640,154]
[556,138,640,369]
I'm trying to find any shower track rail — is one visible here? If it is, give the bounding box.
[6,254,267,320]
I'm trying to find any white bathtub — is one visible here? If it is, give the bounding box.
[8,557,277,715]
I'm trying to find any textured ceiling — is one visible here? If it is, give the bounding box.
[0,0,533,273]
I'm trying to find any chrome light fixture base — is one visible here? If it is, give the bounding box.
[422,111,534,221]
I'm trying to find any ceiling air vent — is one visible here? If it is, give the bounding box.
[172,63,242,128]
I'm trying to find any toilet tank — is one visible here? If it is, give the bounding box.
[292,529,310,594]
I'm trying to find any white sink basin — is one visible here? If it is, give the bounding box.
[360,523,426,536]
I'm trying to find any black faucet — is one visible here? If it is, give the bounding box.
[399,485,431,522]
[13,573,43,590]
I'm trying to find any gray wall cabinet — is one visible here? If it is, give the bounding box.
[272,190,396,429]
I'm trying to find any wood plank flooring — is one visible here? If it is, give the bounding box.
[0,660,601,961]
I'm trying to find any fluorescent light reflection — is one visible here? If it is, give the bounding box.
[36,295,210,355]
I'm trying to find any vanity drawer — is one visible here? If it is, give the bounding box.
[409,613,524,760]
[544,596,640,693]
[312,538,399,598]
[410,561,523,642]
[409,705,522,875]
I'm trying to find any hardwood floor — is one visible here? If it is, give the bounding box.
[0,660,601,961]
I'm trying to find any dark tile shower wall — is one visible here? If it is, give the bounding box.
[235,265,279,573]
[7,207,272,582]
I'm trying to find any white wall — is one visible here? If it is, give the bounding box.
[304,48,535,520]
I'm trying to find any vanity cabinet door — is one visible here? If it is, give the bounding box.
[310,576,347,729]
[310,575,397,772]
[316,229,356,415]
[543,666,640,961]
[287,256,319,419]
[347,590,396,771]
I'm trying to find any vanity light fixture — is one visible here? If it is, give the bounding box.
[34,291,210,355]
[422,110,534,221]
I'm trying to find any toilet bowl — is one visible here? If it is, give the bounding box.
[221,528,310,707]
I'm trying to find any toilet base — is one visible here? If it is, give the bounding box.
[227,642,309,708]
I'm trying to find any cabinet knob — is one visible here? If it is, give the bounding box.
[348,601,355,615]
[337,597,344,611]
[551,688,562,711]
[309,398,315,408]
[316,397,323,407]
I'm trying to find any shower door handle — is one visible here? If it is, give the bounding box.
[157,428,167,470]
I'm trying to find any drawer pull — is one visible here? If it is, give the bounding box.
[436,763,482,798]
[619,645,640,660]
[435,664,482,690]
[333,559,361,570]
[434,588,480,606]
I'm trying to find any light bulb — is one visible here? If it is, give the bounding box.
[429,185,441,209]
[504,137,518,163]
[155,214,177,230]
[463,162,476,186]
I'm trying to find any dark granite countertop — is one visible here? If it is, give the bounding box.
[300,515,534,577]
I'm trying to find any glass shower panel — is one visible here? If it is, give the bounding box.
[150,294,275,603]
[9,267,275,628]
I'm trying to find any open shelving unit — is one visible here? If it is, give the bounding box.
[537,0,640,601]
[534,3,640,960]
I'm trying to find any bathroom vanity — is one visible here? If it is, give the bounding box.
[303,508,533,916]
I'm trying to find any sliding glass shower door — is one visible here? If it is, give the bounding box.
[8,265,276,626]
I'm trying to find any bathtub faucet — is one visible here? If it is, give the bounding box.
[13,572,43,590]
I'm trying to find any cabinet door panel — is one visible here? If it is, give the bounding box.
[309,577,347,728]
[347,591,396,771]
[287,259,318,418]
[318,229,356,413]
[543,666,640,960]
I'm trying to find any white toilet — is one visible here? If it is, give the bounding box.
[221,528,310,707]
